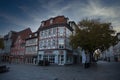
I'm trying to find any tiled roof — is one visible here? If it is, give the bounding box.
[26,31,38,40]
[18,28,32,40]
[38,16,68,31]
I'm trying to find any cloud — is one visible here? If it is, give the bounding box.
[21,0,120,32]
[1,0,120,35]
[83,0,116,17]
[0,13,29,27]
[64,0,120,32]
[0,12,39,33]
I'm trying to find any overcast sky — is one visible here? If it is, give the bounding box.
[0,0,120,35]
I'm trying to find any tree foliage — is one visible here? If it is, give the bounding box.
[70,19,118,53]
[0,38,4,49]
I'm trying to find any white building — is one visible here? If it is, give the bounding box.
[37,16,76,65]
[100,33,120,61]
[25,32,38,64]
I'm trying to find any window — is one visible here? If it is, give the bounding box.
[21,43,25,47]
[48,39,51,48]
[58,38,64,49]
[29,35,32,38]
[44,30,47,38]
[39,41,43,49]
[59,44,64,48]
[35,33,37,36]
[53,28,57,34]
[58,27,64,36]
[49,55,55,63]
[52,39,56,46]
[43,55,55,64]
[48,29,51,36]
[46,30,48,37]
[43,55,48,60]
[51,39,56,48]
[43,40,47,48]
[50,19,53,24]
[39,54,42,60]
[58,38,64,44]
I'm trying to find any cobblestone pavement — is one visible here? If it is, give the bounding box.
[0,61,120,80]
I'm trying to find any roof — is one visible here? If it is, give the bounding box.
[26,31,38,40]
[18,28,32,40]
[38,15,68,31]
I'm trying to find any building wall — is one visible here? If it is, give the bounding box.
[38,16,74,65]
[4,39,12,54]
[39,27,72,50]
[11,36,25,63]
[11,36,25,56]
[25,38,38,54]
[25,33,38,64]
[38,50,73,65]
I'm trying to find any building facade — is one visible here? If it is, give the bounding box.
[113,33,120,61]
[11,28,32,63]
[38,16,76,65]
[25,32,38,64]
[2,31,18,62]
[100,33,120,62]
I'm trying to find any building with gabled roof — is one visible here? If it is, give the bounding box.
[25,31,38,64]
[37,16,77,65]
[10,28,32,63]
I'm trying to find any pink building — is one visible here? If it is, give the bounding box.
[10,28,32,63]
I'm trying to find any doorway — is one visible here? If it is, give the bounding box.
[58,55,64,65]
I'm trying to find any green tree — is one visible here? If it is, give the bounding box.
[0,38,4,49]
[70,19,118,57]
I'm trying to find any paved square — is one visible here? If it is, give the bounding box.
[0,61,120,80]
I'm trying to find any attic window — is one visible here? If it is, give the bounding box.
[35,33,37,36]
[29,35,32,38]
[50,19,53,24]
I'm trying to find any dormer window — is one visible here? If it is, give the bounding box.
[50,19,53,24]
[41,22,44,26]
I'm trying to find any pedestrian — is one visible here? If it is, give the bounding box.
[85,51,90,68]
[93,49,101,62]
[82,50,86,68]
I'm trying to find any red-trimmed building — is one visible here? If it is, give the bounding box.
[37,16,77,65]
[11,28,32,63]
[25,32,38,64]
